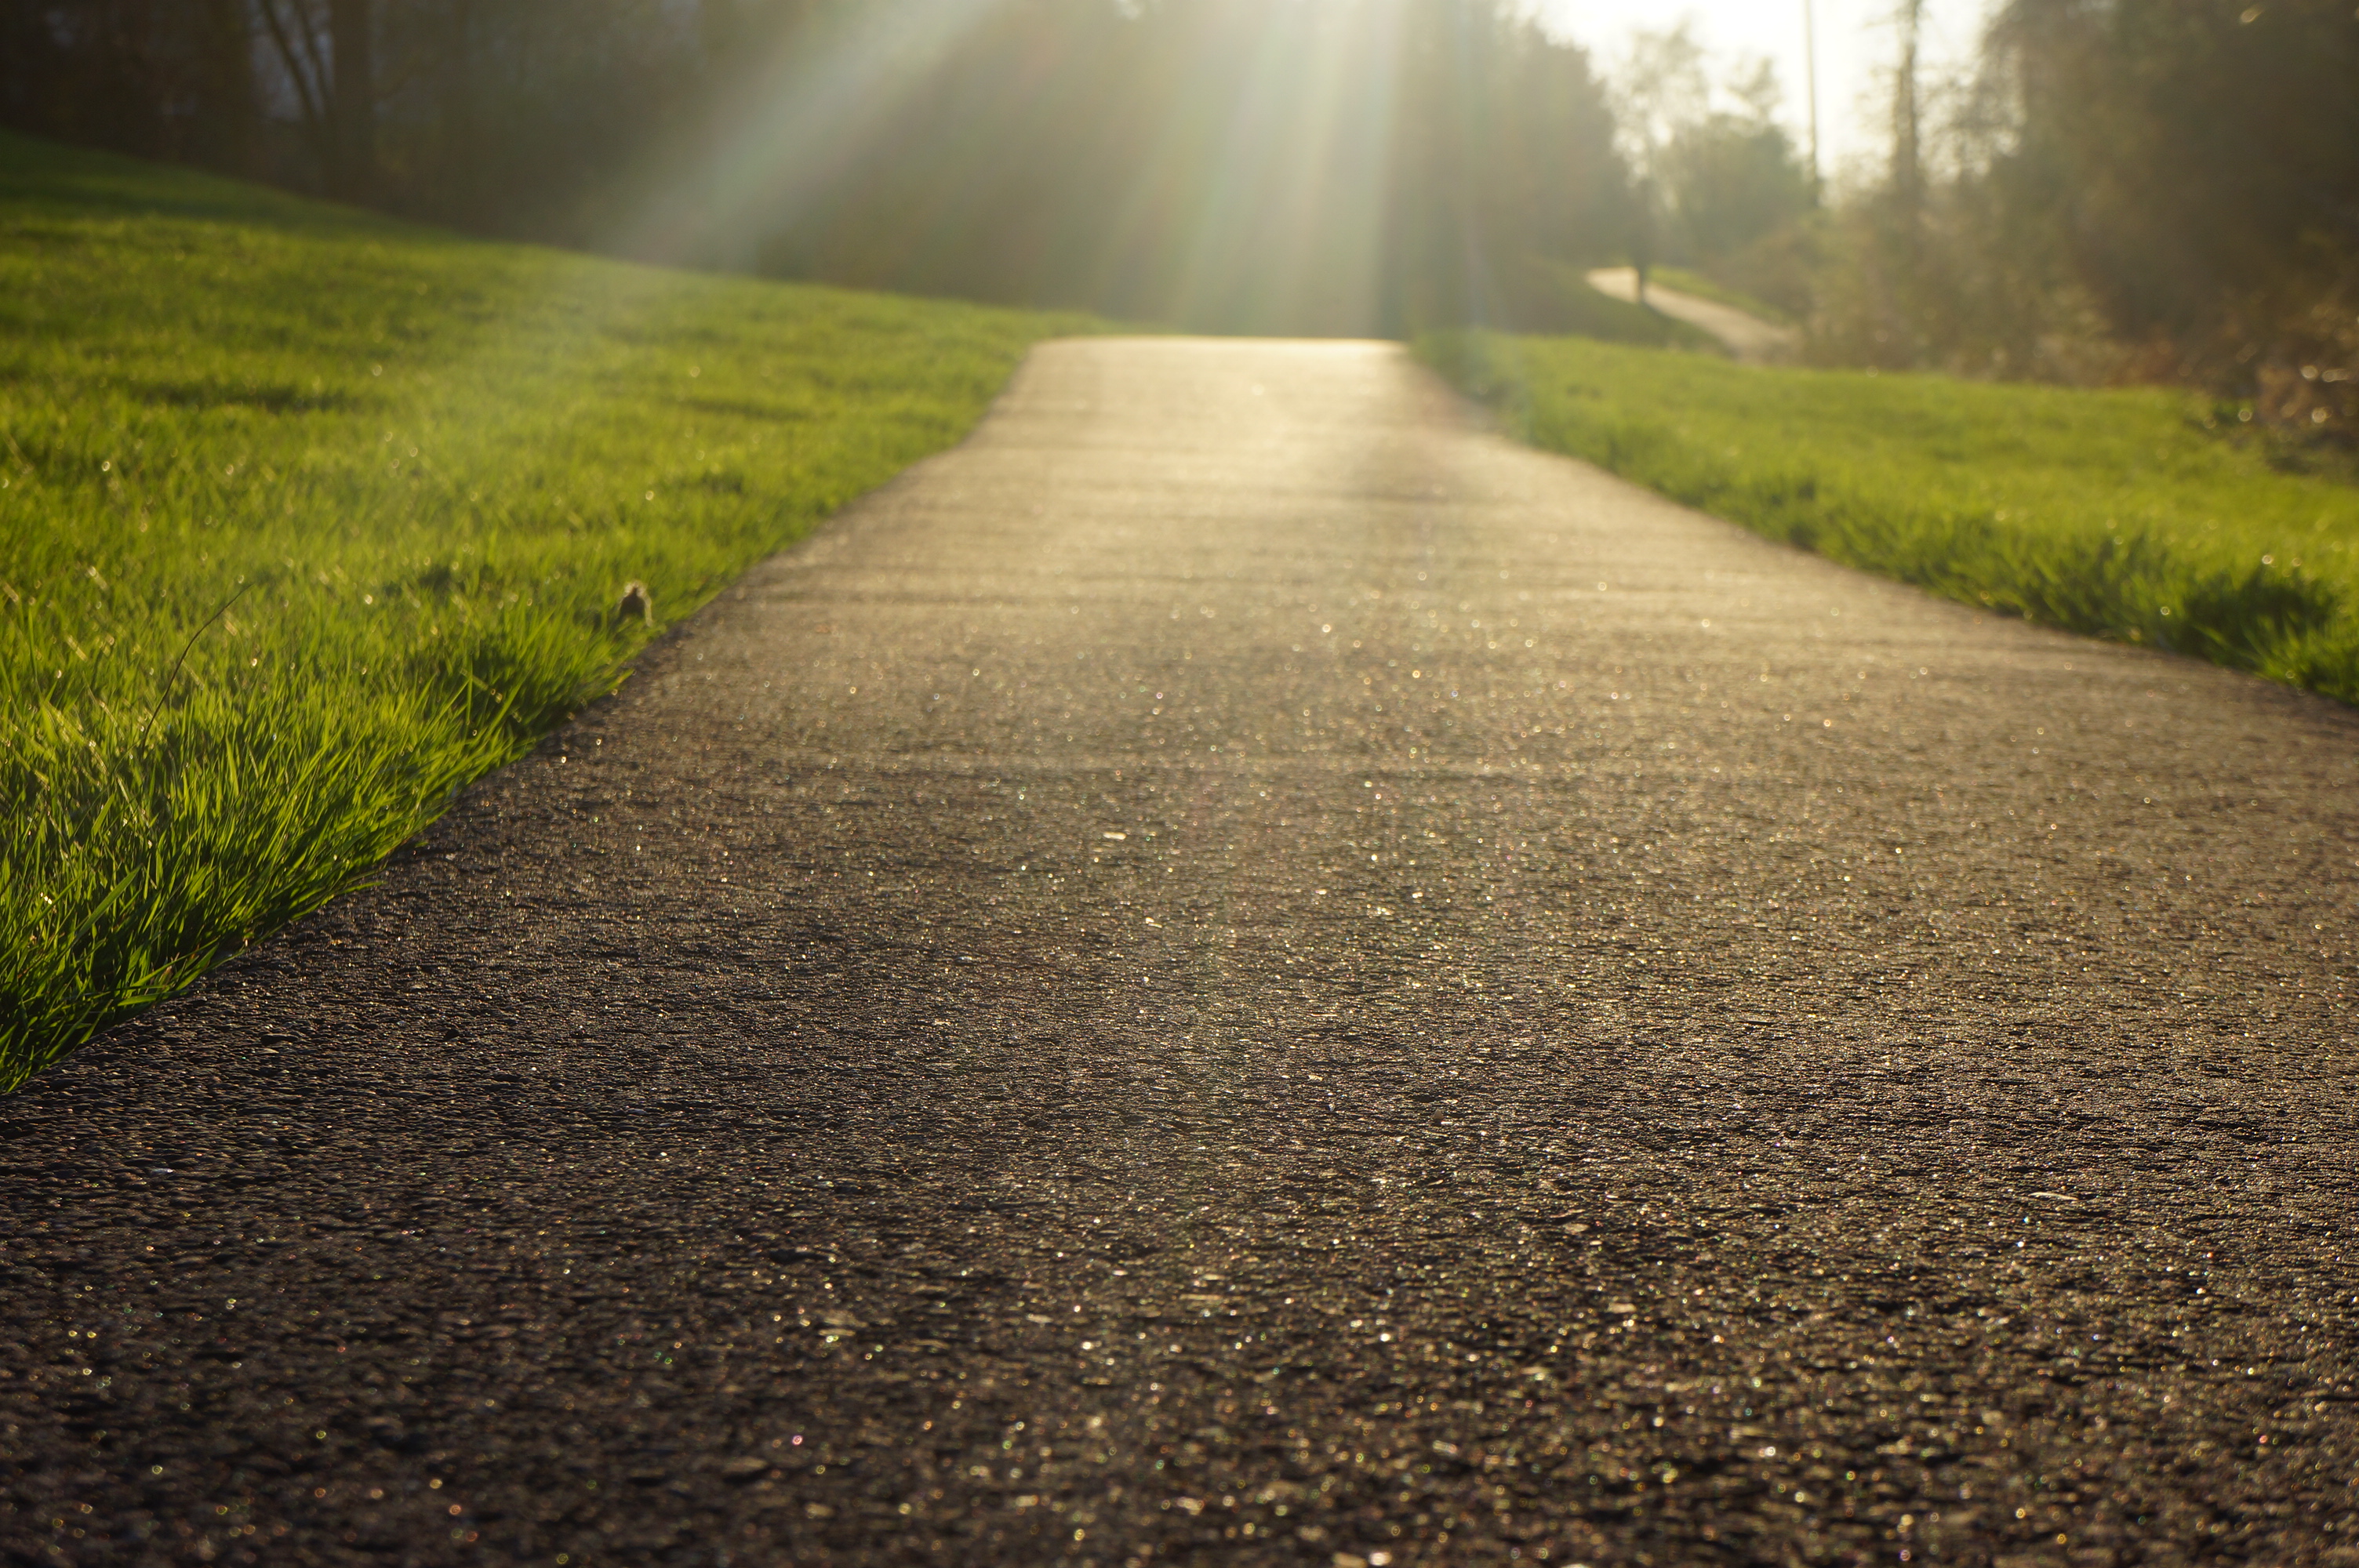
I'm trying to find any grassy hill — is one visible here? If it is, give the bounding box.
[0,132,1100,1091]
[1424,331,2359,705]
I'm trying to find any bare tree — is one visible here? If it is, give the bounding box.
[1890,0,1923,252]
[253,0,373,196]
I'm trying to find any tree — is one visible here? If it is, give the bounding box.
[0,0,260,167]
[190,0,260,172]
[1607,22,1708,299]
[1608,27,1812,306]
[4,0,1635,338]
[1889,0,1923,254]
[1657,60,1812,266]
[751,0,1627,336]
[1973,0,2357,413]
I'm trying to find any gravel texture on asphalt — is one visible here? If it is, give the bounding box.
[6,339,2359,1568]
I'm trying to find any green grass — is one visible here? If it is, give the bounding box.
[1421,330,2359,702]
[1646,267,1794,327]
[0,132,1100,1091]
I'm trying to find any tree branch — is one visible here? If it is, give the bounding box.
[256,0,330,144]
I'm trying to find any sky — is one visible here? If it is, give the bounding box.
[1538,0,1994,178]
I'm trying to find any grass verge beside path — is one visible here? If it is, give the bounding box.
[0,132,1099,1091]
[1422,329,2359,705]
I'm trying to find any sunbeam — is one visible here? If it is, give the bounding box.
[589,0,1623,338]
[609,0,1014,271]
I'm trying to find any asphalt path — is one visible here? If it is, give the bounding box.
[6,339,2359,1568]
[1583,270,1799,365]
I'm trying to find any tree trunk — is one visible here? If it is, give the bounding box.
[1891,0,1923,246]
[329,0,376,198]
[0,0,44,126]
[442,0,478,222]
[194,0,259,173]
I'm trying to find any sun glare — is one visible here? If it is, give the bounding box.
[610,0,1617,340]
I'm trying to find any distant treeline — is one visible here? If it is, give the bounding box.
[1767,0,2356,429]
[5,0,2352,413]
[0,0,1632,336]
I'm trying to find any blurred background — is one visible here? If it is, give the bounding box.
[3,0,2352,419]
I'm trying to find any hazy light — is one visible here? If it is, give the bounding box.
[1150,1,1407,337]
[1539,0,1991,172]
[609,0,1008,270]
[603,1,1630,336]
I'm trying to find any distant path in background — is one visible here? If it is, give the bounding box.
[1587,265,1801,363]
[5,339,2356,1566]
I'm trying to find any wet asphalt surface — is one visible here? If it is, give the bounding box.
[5,339,2359,1568]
